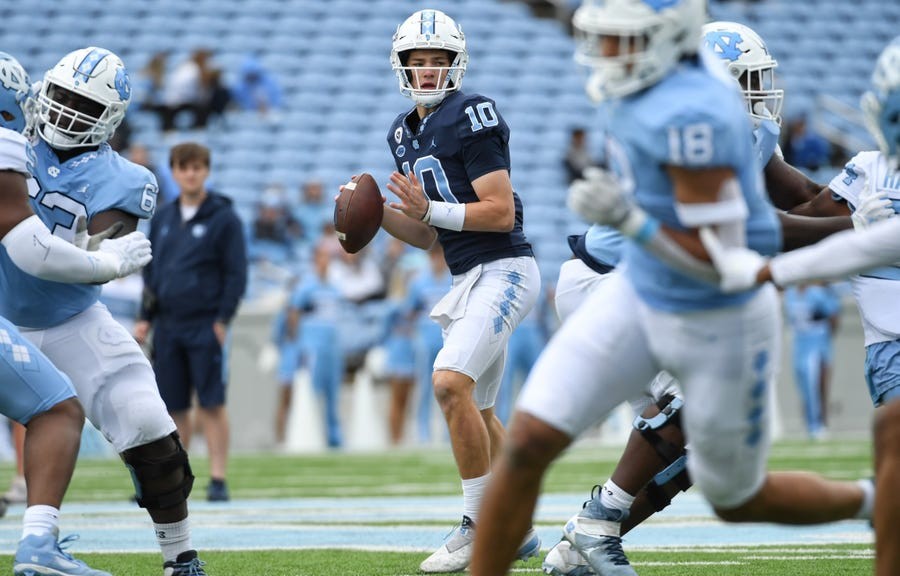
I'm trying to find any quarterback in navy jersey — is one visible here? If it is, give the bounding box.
[0,47,207,575]
[356,9,541,573]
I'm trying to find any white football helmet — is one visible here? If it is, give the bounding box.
[861,37,900,170]
[0,52,33,133]
[702,21,784,126]
[36,47,131,149]
[573,0,706,103]
[390,9,468,108]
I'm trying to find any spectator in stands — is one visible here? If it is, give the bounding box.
[136,51,169,115]
[158,49,217,131]
[784,115,831,171]
[126,143,174,202]
[285,243,347,448]
[294,179,332,243]
[205,68,232,127]
[563,127,599,183]
[134,142,248,502]
[230,55,283,116]
[328,249,385,303]
[249,184,303,264]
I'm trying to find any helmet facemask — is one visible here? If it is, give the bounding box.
[395,49,466,108]
[734,64,784,126]
[390,9,468,108]
[37,81,123,149]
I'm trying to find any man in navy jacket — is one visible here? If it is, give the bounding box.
[135,142,247,502]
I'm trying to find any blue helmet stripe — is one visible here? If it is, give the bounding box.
[421,10,435,36]
[73,48,111,82]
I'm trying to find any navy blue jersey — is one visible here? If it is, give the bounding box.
[387,91,532,275]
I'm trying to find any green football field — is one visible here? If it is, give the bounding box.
[0,438,875,575]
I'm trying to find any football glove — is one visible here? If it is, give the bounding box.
[96,231,153,278]
[699,227,768,293]
[851,185,894,231]
[567,167,632,226]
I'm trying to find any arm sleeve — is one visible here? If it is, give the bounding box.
[770,218,900,286]
[216,212,248,323]
[2,215,118,283]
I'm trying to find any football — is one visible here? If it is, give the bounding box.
[334,173,384,254]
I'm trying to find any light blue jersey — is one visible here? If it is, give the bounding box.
[583,102,780,273]
[0,140,157,328]
[583,225,624,267]
[602,52,781,312]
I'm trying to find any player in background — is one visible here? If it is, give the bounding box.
[699,36,900,576]
[469,2,874,575]
[783,283,841,440]
[541,19,877,576]
[0,47,207,576]
[0,51,152,576]
[361,9,541,572]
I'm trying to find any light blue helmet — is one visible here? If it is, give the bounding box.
[0,52,32,132]
[861,37,900,169]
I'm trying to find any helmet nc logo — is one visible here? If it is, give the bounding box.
[114,68,131,102]
[704,32,744,62]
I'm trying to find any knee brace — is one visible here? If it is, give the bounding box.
[122,432,194,510]
[634,394,692,511]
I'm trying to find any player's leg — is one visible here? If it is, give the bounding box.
[1,319,110,575]
[5,422,27,504]
[28,305,207,575]
[658,285,870,525]
[874,397,900,576]
[471,273,658,576]
[420,256,540,573]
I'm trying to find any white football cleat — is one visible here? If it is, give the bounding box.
[543,538,594,576]
[419,515,476,573]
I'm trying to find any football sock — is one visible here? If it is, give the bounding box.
[22,505,59,539]
[462,472,491,523]
[600,479,635,514]
[855,478,874,520]
[154,518,192,563]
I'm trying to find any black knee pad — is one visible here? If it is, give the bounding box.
[634,394,692,511]
[122,432,194,510]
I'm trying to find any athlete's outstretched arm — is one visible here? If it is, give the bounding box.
[767,217,900,286]
[0,171,150,283]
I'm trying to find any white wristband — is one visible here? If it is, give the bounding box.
[426,201,466,231]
